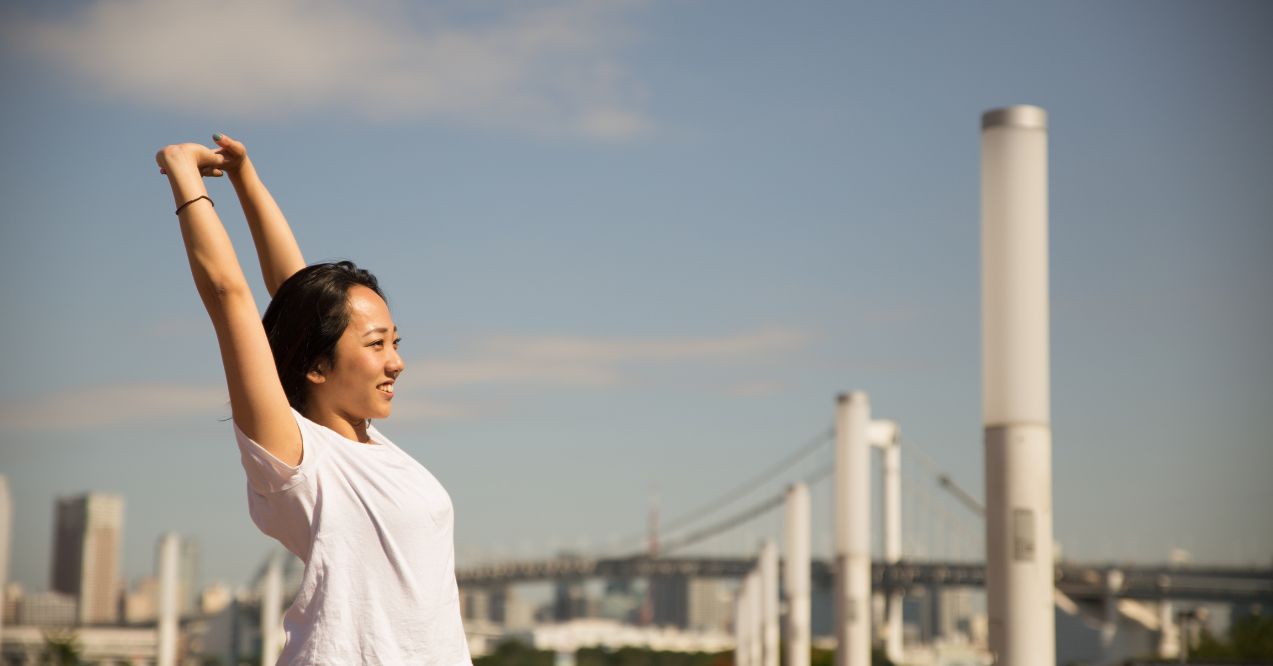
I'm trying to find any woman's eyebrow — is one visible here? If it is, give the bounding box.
[361,326,398,337]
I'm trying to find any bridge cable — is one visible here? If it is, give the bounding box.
[606,426,833,554]
[659,460,835,556]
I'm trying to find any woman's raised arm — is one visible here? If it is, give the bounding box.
[212,133,306,297]
[157,142,301,465]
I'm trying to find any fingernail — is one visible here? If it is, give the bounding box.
[213,133,223,141]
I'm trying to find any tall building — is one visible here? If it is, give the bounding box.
[52,493,124,625]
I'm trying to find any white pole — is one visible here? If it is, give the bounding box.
[785,483,811,666]
[748,571,763,666]
[1158,601,1179,658]
[157,533,181,666]
[1102,568,1123,661]
[882,438,903,663]
[261,552,283,666]
[0,476,10,649]
[760,540,779,666]
[981,104,1056,665]
[835,392,871,666]
[735,591,749,666]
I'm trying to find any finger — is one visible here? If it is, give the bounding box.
[209,169,224,177]
[212,132,246,156]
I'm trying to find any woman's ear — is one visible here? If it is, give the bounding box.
[306,363,327,385]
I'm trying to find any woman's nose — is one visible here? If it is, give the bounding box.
[388,350,405,377]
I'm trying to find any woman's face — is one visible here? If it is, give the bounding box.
[309,285,404,423]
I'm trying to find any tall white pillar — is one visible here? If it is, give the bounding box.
[834,392,871,666]
[1157,600,1179,658]
[784,483,811,666]
[981,104,1056,665]
[157,533,181,666]
[735,589,749,666]
[760,540,779,666]
[1102,569,1123,660]
[0,476,10,646]
[261,552,284,666]
[881,436,903,663]
[747,571,763,666]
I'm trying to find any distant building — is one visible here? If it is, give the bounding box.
[52,493,124,625]
[199,582,232,616]
[686,577,733,632]
[649,574,687,627]
[3,582,22,625]
[123,576,159,624]
[17,591,77,627]
[597,579,642,624]
[647,575,738,631]
[554,579,591,621]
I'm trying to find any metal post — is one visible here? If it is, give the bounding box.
[785,483,811,666]
[835,392,871,666]
[982,104,1056,665]
[760,540,779,666]
[157,533,180,666]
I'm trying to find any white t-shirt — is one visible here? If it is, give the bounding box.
[235,409,472,665]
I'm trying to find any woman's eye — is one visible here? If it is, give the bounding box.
[393,338,402,348]
[370,340,384,348]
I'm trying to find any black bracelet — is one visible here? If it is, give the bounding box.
[175,195,214,215]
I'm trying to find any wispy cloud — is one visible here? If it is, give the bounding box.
[410,327,808,389]
[0,383,227,431]
[3,0,651,140]
[725,380,784,398]
[0,329,805,431]
[381,397,479,425]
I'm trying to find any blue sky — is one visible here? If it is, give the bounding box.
[1,0,1270,592]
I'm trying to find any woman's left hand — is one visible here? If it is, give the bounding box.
[159,133,244,178]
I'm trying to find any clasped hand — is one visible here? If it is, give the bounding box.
[155,134,248,178]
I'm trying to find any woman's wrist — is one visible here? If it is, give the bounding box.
[227,155,258,185]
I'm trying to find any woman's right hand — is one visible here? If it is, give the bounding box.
[156,142,227,178]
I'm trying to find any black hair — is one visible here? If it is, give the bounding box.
[261,261,387,413]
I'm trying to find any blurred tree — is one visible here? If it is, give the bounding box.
[39,630,82,666]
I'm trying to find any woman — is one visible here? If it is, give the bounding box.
[156,135,472,664]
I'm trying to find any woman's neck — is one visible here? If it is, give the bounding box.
[304,405,372,443]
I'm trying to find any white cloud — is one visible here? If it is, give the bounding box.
[0,329,805,432]
[381,396,478,425]
[4,0,651,139]
[408,327,808,389]
[0,383,228,431]
[726,380,784,397]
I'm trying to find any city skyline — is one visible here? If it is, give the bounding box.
[1,0,1271,593]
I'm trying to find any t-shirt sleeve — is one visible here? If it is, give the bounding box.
[234,408,317,496]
